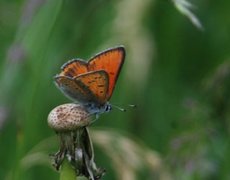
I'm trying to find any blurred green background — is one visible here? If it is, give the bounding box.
[1,0,230,179]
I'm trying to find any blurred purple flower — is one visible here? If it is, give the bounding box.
[21,0,46,26]
[7,43,26,63]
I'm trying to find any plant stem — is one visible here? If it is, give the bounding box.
[60,158,89,180]
[60,158,76,180]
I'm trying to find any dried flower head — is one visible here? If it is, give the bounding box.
[48,103,91,132]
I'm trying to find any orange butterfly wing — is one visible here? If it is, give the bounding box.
[88,46,125,99]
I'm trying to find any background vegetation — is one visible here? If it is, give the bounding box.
[0,0,230,179]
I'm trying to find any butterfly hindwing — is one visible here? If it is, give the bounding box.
[75,70,109,104]
[55,71,109,104]
[55,75,91,103]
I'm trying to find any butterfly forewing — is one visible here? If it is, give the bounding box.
[88,47,125,99]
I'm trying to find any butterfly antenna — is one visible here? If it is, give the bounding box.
[128,104,137,108]
[111,104,126,112]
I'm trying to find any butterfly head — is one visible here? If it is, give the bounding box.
[85,102,112,115]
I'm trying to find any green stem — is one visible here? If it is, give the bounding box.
[60,158,89,180]
[60,158,76,180]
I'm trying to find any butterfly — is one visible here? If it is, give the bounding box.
[54,46,125,117]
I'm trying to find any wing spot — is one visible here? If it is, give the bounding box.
[96,76,102,79]
[98,85,104,87]
[69,68,76,75]
[66,72,73,77]
[100,91,104,94]
[88,80,95,84]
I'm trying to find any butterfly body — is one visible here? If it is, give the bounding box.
[55,46,125,117]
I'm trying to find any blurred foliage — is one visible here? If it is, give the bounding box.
[0,0,230,179]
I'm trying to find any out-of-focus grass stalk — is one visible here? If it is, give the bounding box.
[2,1,63,179]
[172,0,203,30]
